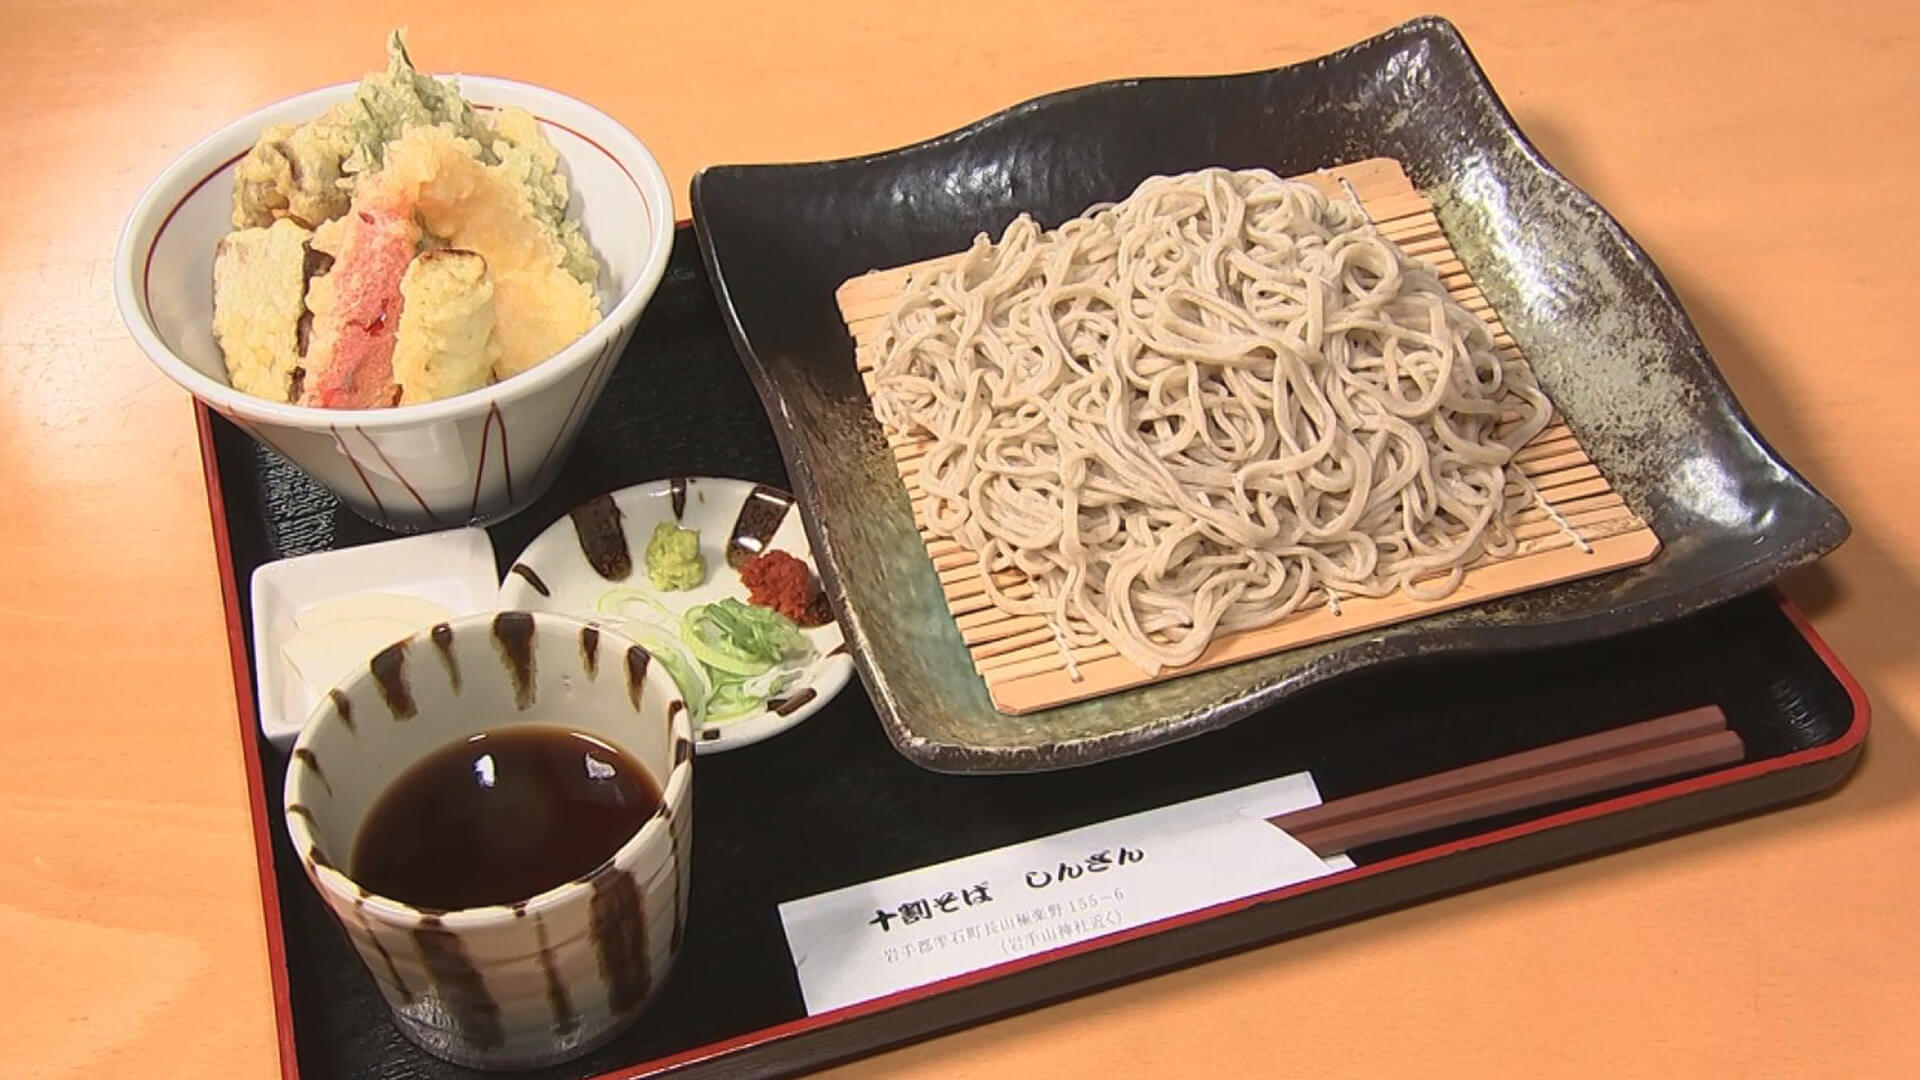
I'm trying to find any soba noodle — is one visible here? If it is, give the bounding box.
[871,168,1553,675]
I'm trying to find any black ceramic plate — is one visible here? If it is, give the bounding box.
[690,16,1848,774]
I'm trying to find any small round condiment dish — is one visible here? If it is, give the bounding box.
[499,477,854,753]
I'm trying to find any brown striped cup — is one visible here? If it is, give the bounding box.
[283,610,694,1070]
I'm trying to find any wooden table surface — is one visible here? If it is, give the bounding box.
[4,1,1916,1076]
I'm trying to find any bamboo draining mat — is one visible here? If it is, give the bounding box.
[834,157,1660,714]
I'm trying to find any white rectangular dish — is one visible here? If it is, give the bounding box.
[249,527,499,748]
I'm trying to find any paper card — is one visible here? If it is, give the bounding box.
[778,772,1351,1015]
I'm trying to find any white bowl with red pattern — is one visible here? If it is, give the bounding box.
[114,76,674,531]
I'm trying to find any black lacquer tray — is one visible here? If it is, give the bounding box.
[202,229,1866,1080]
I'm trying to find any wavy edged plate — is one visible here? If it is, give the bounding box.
[498,477,854,754]
[690,15,1847,773]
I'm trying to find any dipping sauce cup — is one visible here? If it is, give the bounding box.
[283,611,693,1070]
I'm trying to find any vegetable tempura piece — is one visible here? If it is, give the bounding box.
[211,218,314,402]
[231,115,356,230]
[230,30,494,232]
[391,250,500,405]
[369,124,600,380]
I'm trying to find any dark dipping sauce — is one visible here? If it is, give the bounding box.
[351,725,659,910]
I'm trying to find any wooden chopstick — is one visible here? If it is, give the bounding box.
[1270,705,1743,857]
[1272,705,1727,836]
